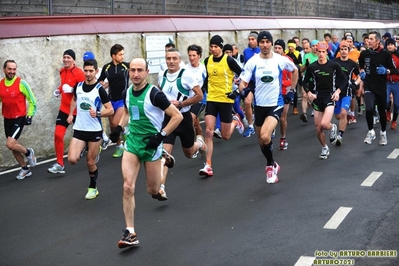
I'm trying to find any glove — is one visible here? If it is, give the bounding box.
[62,84,74,93]
[110,125,123,143]
[143,132,165,150]
[226,89,240,100]
[376,65,388,75]
[53,90,61,97]
[25,116,32,125]
[359,72,366,81]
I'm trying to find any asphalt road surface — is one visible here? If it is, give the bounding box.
[1,111,399,266]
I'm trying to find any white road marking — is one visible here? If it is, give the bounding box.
[387,149,399,159]
[294,256,315,266]
[323,207,352,229]
[361,171,383,187]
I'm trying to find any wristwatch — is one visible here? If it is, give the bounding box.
[160,130,167,137]
[96,111,101,117]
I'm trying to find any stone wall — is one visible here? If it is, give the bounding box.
[1,0,399,19]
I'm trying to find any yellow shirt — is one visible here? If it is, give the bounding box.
[206,54,235,103]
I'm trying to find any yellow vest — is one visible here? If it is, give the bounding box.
[206,54,235,103]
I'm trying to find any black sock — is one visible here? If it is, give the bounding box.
[339,130,344,137]
[260,142,274,166]
[89,169,98,188]
[25,149,30,157]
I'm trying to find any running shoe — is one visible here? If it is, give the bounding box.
[358,105,365,115]
[196,135,208,157]
[279,138,288,150]
[199,163,213,177]
[47,163,65,174]
[379,131,388,146]
[243,127,255,137]
[113,146,124,158]
[373,116,379,125]
[293,107,299,115]
[265,162,280,184]
[26,148,37,167]
[300,113,308,122]
[95,146,102,164]
[232,114,244,134]
[348,116,357,124]
[329,124,337,143]
[319,146,330,159]
[242,117,249,128]
[391,121,397,130]
[386,111,392,122]
[118,229,139,248]
[213,128,222,139]
[364,130,376,144]
[159,184,168,200]
[335,135,343,146]
[311,110,314,117]
[16,168,32,180]
[162,149,175,168]
[102,138,111,150]
[85,188,99,200]
[80,145,87,158]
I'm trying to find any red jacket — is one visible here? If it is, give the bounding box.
[282,55,293,95]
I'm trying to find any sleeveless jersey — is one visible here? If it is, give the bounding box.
[206,54,235,103]
[126,84,164,138]
[73,82,103,132]
[159,69,197,113]
[0,77,26,118]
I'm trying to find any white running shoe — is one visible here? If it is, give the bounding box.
[364,129,376,144]
[232,114,244,134]
[266,162,279,184]
[329,124,337,143]
[379,131,388,146]
[16,168,32,180]
[101,138,111,150]
[319,146,330,159]
[335,135,343,146]
[47,163,65,174]
[26,148,37,167]
[159,184,168,200]
[196,135,208,157]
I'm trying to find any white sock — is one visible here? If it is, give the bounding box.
[126,227,135,234]
[249,124,254,128]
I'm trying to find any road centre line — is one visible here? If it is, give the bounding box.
[294,256,315,266]
[387,148,399,159]
[361,171,383,187]
[323,207,353,230]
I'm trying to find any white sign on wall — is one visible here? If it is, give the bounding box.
[145,35,174,74]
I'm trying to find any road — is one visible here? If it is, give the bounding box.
[1,111,399,266]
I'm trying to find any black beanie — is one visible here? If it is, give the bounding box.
[223,44,233,53]
[274,39,285,50]
[63,49,76,60]
[257,31,273,44]
[210,35,224,49]
[386,38,396,46]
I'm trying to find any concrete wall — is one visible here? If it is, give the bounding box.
[1,0,399,20]
[0,20,397,168]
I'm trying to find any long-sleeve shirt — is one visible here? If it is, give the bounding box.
[302,60,346,96]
